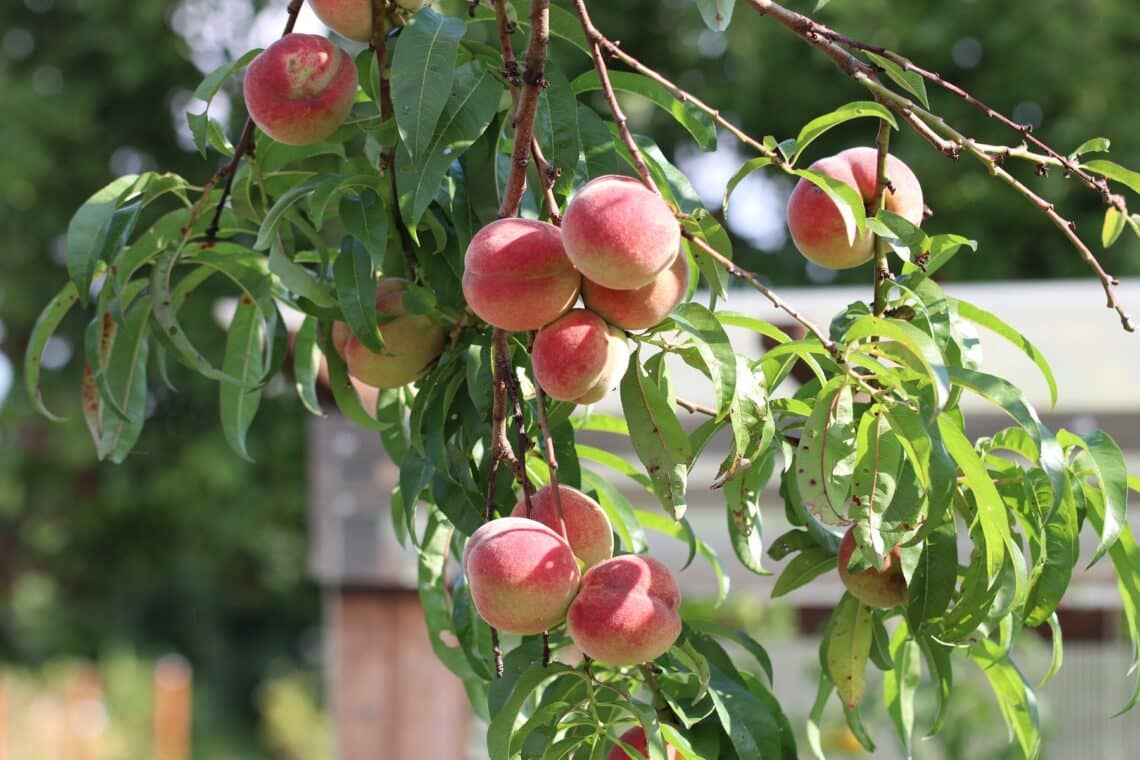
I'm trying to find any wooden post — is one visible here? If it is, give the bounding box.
[309,415,470,759]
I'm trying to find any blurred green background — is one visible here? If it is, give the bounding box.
[1,0,1136,755]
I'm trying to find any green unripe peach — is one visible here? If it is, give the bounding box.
[242,33,357,146]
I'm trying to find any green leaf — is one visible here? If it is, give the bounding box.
[951,299,1057,410]
[1083,159,1140,194]
[252,175,322,250]
[149,248,237,383]
[24,281,81,421]
[805,677,832,760]
[771,547,835,597]
[1038,613,1064,688]
[1023,471,1078,627]
[849,407,903,525]
[791,101,897,164]
[722,157,773,214]
[332,237,380,353]
[571,70,717,151]
[390,8,466,160]
[536,65,580,194]
[1103,206,1127,248]
[93,296,151,463]
[487,665,575,760]
[823,593,874,709]
[267,240,335,308]
[843,315,951,412]
[917,635,953,736]
[883,623,920,758]
[292,316,323,416]
[794,377,856,525]
[192,48,260,104]
[397,61,500,231]
[905,520,957,631]
[695,0,735,32]
[724,448,775,577]
[938,415,1010,582]
[219,298,265,461]
[970,639,1041,759]
[793,167,866,247]
[339,188,389,266]
[67,174,139,303]
[671,302,736,420]
[620,353,691,519]
[1069,137,1110,158]
[863,51,930,108]
[1060,429,1128,566]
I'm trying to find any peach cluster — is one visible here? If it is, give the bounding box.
[462,175,690,405]
[462,484,682,666]
[786,146,924,269]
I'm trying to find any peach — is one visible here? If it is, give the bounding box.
[462,218,581,331]
[243,33,357,146]
[581,250,689,331]
[462,517,581,635]
[567,554,682,666]
[531,309,628,404]
[511,484,614,569]
[786,146,924,269]
[308,0,374,43]
[836,526,908,609]
[606,726,679,760]
[561,175,681,290]
[339,278,446,388]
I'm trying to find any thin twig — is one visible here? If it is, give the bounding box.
[493,0,521,86]
[530,138,562,224]
[872,115,893,316]
[497,0,551,218]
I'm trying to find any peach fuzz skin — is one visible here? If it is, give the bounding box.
[837,526,908,609]
[511,484,614,569]
[582,250,690,331]
[308,0,373,42]
[567,554,682,667]
[531,309,628,404]
[561,175,681,290]
[462,517,581,636]
[334,278,446,389]
[243,34,357,146]
[462,218,581,331]
[786,147,924,269]
[605,726,679,760]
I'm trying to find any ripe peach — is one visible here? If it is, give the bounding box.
[561,175,680,290]
[462,218,581,331]
[836,526,908,609]
[511,484,614,569]
[606,726,679,760]
[308,0,373,43]
[339,278,446,388]
[786,146,924,269]
[581,250,689,331]
[567,554,682,666]
[462,517,581,635]
[243,33,357,146]
[531,309,628,404]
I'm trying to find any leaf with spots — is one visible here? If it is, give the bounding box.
[794,377,856,525]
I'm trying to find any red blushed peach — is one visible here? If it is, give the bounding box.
[531,309,628,404]
[837,526,908,609]
[511,484,614,569]
[243,34,357,146]
[786,146,924,269]
[462,517,581,635]
[561,175,681,290]
[462,218,581,331]
[308,0,373,43]
[606,726,679,760]
[339,278,446,388]
[582,250,690,331]
[567,554,682,666]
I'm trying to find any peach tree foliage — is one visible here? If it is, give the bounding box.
[23,0,1140,758]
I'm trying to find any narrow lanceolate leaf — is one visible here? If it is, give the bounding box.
[1089,520,1140,713]
[1059,429,1128,566]
[771,547,835,597]
[339,188,389,267]
[905,519,957,631]
[96,297,151,463]
[671,302,736,419]
[824,593,874,709]
[1039,613,1064,688]
[849,407,903,523]
[863,51,930,108]
[267,240,335,308]
[252,175,322,250]
[844,315,950,412]
[918,635,954,736]
[486,665,575,760]
[67,174,139,303]
[1023,470,1078,627]
[536,65,581,194]
[1103,206,1127,248]
[695,0,736,32]
[938,414,1010,582]
[219,298,265,461]
[805,678,833,760]
[25,281,81,421]
[884,624,920,759]
[620,353,691,519]
[571,70,717,151]
[292,316,323,416]
[970,639,1042,759]
[390,8,466,160]
[793,167,866,246]
[791,101,898,164]
[149,248,233,383]
[1083,159,1140,194]
[332,237,381,353]
[795,377,856,525]
[724,448,775,577]
[951,299,1057,409]
[723,157,774,213]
